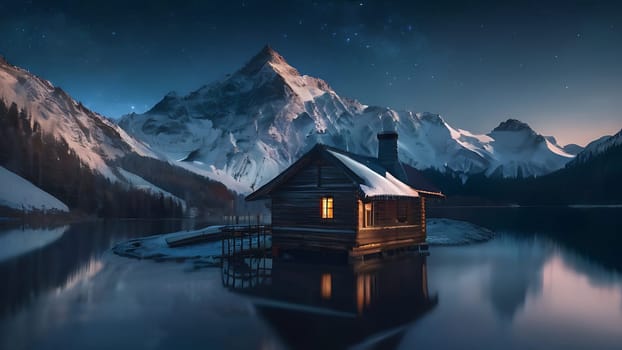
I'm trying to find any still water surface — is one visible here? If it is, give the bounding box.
[0,208,621,350]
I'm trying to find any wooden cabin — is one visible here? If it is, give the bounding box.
[246,130,444,257]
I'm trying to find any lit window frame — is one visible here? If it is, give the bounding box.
[364,202,373,227]
[321,196,334,219]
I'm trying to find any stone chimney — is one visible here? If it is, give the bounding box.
[377,111,408,182]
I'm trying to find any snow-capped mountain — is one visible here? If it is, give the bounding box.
[119,46,576,192]
[0,56,232,215]
[0,56,157,181]
[568,128,622,166]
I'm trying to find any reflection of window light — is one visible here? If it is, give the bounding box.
[321,273,332,299]
[321,197,333,219]
[356,274,373,314]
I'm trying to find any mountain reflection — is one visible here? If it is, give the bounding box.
[0,220,197,319]
[223,254,438,349]
[486,238,547,320]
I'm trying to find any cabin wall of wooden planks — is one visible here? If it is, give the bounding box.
[271,160,358,250]
[367,197,423,227]
[355,197,425,246]
[420,197,426,235]
[356,226,425,246]
[267,156,427,252]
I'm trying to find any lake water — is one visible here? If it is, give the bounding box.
[0,208,621,350]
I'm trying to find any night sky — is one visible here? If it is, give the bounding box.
[1,0,621,146]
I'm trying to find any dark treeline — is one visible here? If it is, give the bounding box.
[115,153,234,216]
[423,143,622,205]
[0,100,187,218]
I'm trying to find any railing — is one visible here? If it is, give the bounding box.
[223,214,271,226]
[220,224,272,258]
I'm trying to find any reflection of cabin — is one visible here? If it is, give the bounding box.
[246,130,444,257]
[223,255,437,349]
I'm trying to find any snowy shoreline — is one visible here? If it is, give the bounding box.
[112,218,494,263]
[111,226,225,268]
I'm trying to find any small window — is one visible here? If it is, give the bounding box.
[364,202,373,227]
[321,196,334,219]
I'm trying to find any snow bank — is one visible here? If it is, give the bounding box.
[112,226,227,267]
[0,166,69,212]
[426,218,494,245]
[0,225,68,262]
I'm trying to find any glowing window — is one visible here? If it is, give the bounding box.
[321,197,334,219]
[364,202,373,227]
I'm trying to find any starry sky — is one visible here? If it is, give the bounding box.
[1,0,621,146]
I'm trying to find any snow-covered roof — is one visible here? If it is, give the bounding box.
[328,150,419,198]
[245,144,441,201]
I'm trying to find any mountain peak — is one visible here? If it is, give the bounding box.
[492,119,533,132]
[239,45,298,77]
[258,44,280,60]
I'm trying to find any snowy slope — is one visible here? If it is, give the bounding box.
[0,166,69,212]
[0,57,159,181]
[119,46,577,193]
[116,168,186,209]
[484,119,574,177]
[569,129,622,165]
